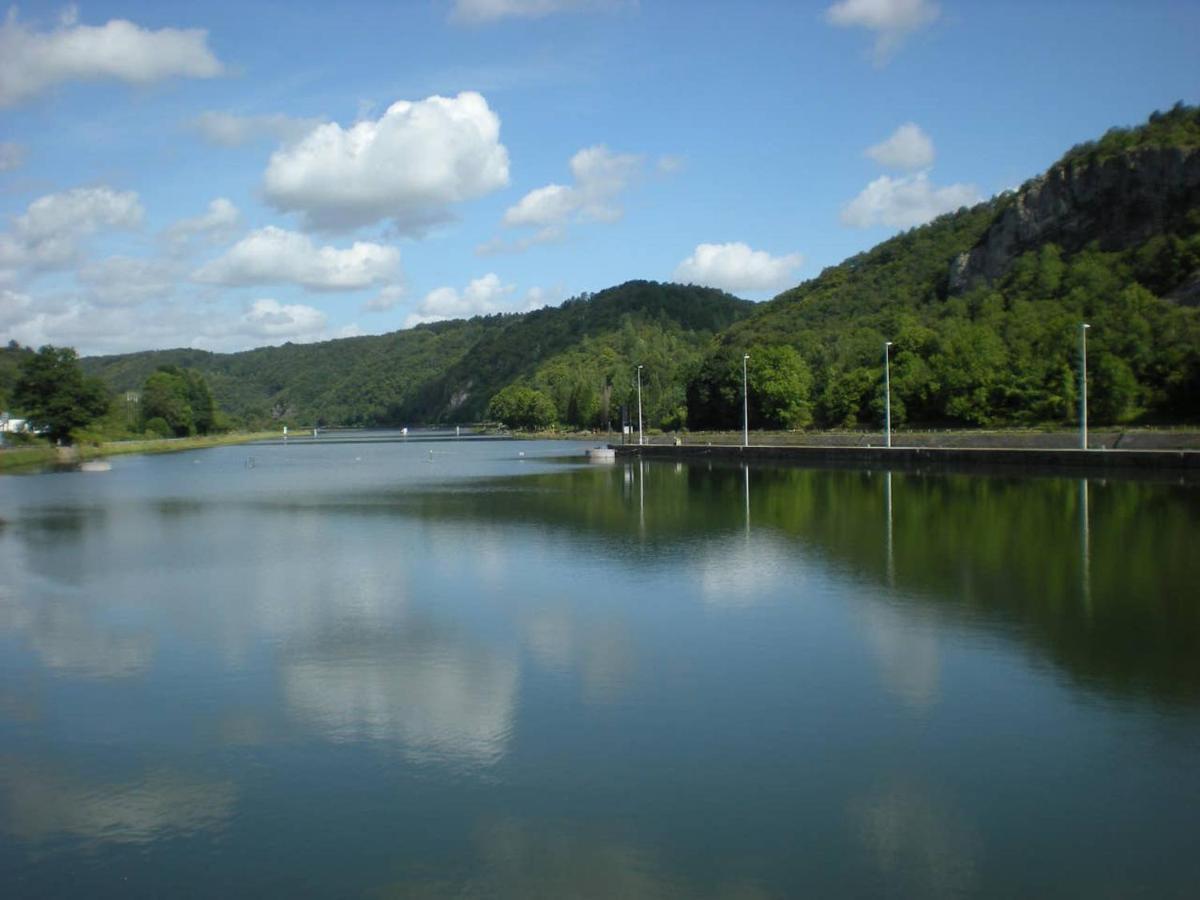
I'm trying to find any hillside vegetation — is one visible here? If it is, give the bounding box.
[75,105,1200,433]
[690,104,1200,429]
[83,282,752,429]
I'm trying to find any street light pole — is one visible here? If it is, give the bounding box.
[884,341,893,449]
[742,354,750,448]
[636,365,644,446]
[1080,323,1090,450]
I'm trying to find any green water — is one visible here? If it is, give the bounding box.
[1,437,1197,897]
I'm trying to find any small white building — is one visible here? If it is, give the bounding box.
[0,413,28,433]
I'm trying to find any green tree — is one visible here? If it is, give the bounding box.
[141,370,195,437]
[486,385,557,430]
[138,366,218,437]
[747,344,813,429]
[12,346,110,444]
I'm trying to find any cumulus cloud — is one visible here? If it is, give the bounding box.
[486,145,642,252]
[865,122,934,170]
[234,298,328,340]
[0,186,143,271]
[190,111,324,147]
[2,291,347,355]
[363,283,406,313]
[405,273,514,327]
[673,242,803,295]
[0,8,224,106]
[825,0,939,63]
[163,198,240,247]
[262,92,510,233]
[840,173,980,229]
[193,226,399,291]
[77,256,177,307]
[450,0,630,25]
[0,141,25,171]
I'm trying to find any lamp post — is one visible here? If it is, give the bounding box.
[742,354,750,448]
[1079,323,1090,450]
[636,365,644,446]
[883,341,893,449]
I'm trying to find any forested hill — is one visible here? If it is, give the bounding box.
[82,281,753,428]
[688,104,1200,430]
[83,105,1200,432]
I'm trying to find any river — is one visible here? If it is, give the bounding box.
[1,436,1198,897]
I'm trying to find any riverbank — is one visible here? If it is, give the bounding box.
[0,431,279,474]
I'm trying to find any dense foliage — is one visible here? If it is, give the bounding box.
[486,385,557,430]
[12,346,110,443]
[140,366,218,437]
[1059,101,1200,167]
[84,282,752,429]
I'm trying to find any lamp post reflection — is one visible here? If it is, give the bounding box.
[1079,478,1092,616]
[744,463,751,539]
[885,471,895,590]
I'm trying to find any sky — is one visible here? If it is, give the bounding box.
[0,0,1197,357]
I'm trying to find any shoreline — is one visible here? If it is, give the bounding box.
[0,431,279,474]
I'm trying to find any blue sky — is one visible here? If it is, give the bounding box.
[1,0,1197,355]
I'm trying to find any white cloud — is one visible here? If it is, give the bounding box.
[0,141,25,171]
[363,283,406,313]
[1,286,349,355]
[866,122,934,170]
[193,226,399,291]
[405,273,514,327]
[190,111,324,147]
[235,298,328,340]
[673,242,803,295]
[656,154,684,175]
[825,0,939,63]
[840,173,980,229]
[0,186,143,271]
[450,0,629,25]
[0,9,224,106]
[493,145,642,251]
[263,92,510,233]
[521,285,563,311]
[77,256,176,307]
[163,198,241,247]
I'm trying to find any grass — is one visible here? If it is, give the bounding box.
[0,431,279,474]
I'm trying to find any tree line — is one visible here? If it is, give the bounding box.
[3,343,222,445]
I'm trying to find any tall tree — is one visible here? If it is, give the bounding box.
[13,346,110,444]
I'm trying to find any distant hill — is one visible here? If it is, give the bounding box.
[687,103,1200,429]
[83,281,753,428]
[83,105,1200,431]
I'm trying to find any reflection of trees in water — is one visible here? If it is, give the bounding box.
[0,761,235,847]
[322,463,1200,706]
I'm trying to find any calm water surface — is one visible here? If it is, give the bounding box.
[1,437,1198,897]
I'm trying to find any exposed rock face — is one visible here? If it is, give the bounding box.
[950,146,1200,292]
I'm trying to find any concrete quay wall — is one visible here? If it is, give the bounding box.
[612,443,1200,475]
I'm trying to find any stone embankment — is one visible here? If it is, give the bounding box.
[611,431,1200,475]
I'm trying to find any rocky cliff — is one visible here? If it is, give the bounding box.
[950,146,1200,293]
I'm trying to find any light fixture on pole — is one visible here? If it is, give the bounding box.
[742,354,750,448]
[1080,323,1090,450]
[884,341,893,449]
[636,364,644,447]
